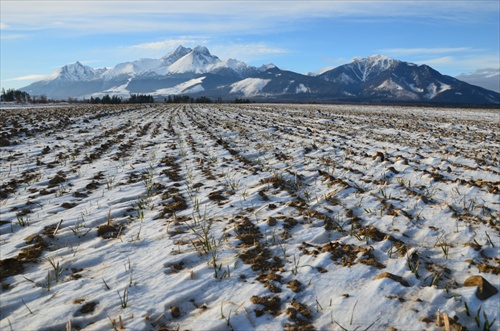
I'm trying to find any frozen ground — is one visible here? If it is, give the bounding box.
[0,103,498,331]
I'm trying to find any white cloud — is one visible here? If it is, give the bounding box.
[0,33,27,40]
[5,74,52,81]
[380,47,472,56]
[373,48,499,76]
[130,37,209,51]
[125,39,288,63]
[417,55,500,69]
[2,1,497,34]
[412,55,500,78]
[213,43,288,60]
[315,66,336,75]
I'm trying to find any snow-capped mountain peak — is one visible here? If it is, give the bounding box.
[161,45,192,66]
[167,45,221,74]
[361,54,397,66]
[193,45,210,55]
[55,61,101,82]
[348,55,399,82]
[101,58,164,80]
[259,63,277,72]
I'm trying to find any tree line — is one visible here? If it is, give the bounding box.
[1,88,253,105]
[89,94,154,104]
[1,88,49,103]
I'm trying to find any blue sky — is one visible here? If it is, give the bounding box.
[1,0,499,90]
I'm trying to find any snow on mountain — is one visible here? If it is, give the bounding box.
[167,46,221,74]
[211,58,251,76]
[258,63,277,72]
[154,77,206,96]
[296,83,310,93]
[160,45,193,67]
[376,78,404,91]
[101,58,163,80]
[83,78,133,99]
[18,46,500,105]
[230,78,271,96]
[424,81,452,100]
[52,61,104,82]
[347,55,398,82]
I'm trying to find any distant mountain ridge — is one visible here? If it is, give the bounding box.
[20,46,499,105]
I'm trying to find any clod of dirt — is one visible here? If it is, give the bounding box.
[267,217,277,226]
[192,182,203,189]
[386,166,399,174]
[61,202,76,209]
[235,217,263,248]
[285,300,315,331]
[39,188,55,195]
[463,275,498,300]
[167,261,185,272]
[79,301,98,314]
[0,138,10,147]
[250,295,281,316]
[290,299,312,319]
[42,146,51,154]
[18,238,47,262]
[373,151,386,162]
[360,226,386,242]
[322,242,385,269]
[374,272,410,287]
[286,307,297,318]
[266,283,282,293]
[258,190,269,201]
[283,217,298,230]
[97,224,119,239]
[86,181,99,190]
[24,234,41,244]
[287,279,302,293]
[0,258,25,281]
[254,308,264,317]
[208,190,226,202]
[72,191,88,198]
[48,174,66,186]
[161,195,188,216]
[475,262,500,275]
[170,306,181,318]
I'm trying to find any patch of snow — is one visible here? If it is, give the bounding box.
[154,76,206,95]
[296,83,310,93]
[425,83,438,99]
[376,79,403,91]
[230,78,270,96]
[259,63,276,71]
[437,81,452,93]
[408,84,424,93]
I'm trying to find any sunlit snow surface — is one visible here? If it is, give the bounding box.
[0,104,498,331]
[230,78,271,96]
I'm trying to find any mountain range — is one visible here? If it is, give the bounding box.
[20,45,499,105]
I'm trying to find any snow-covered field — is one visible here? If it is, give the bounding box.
[1,103,498,331]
